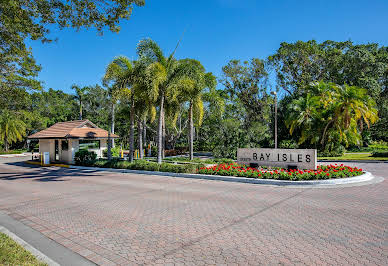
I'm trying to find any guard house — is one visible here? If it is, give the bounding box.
[28,120,119,164]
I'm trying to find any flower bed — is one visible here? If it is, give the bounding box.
[198,163,364,181]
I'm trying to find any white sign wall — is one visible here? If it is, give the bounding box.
[237,148,317,170]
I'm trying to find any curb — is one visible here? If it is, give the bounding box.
[0,225,59,266]
[25,161,70,168]
[319,159,387,163]
[69,165,375,187]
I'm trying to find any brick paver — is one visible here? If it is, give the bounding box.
[0,162,387,265]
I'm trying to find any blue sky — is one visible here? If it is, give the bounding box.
[28,0,388,94]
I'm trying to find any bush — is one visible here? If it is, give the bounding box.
[0,149,27,155]
[198,163,364,180]
[87,158,204,174]
[103,146,121,157]
[371,151,388,157]
[279,140,298,149]
[151,146,157,157]
[74,150,97,165]
[318,146,345,157]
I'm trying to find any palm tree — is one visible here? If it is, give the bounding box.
[177,59,217,160]
[0,110,26,151]
[285,93,321,145]
[321,83,378,148]
[137,38,196,164]
[72,85,87,120]
[285,81,378,150]
[103,56,136,162]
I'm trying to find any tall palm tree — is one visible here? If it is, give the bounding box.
[72,85,87,120]
[137,38,196,164]
[177,59,217,160]
[103,56,136,162]
[0,110,26,151]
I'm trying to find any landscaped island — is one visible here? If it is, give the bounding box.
[198,163,364,181]
[75,151,364,181]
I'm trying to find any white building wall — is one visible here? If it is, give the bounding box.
[70,139,79,164]
[39,139,107,164]
[39,139,55,162]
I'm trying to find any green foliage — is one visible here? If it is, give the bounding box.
[0,149,27,155]
[0,110,27,151]
[199,163,364,180]
[371,151,388,157]
[317,146,346,157]
[103,146,121,157]
[285,81,378,152]
[88,159,202,173]
[74,150,97,166]
[0,232,47,266]
[279,140,299,149]
[0,0,145,114]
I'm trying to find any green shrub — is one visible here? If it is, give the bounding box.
[74,150,97,165]
[0,149,27,155]
[371,151,388,157]
[279,140,298,149]
[151,146,157,157]
[318,146,345,157]
[103,146,121,157]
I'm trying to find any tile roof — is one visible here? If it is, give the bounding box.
[28,120,119,139]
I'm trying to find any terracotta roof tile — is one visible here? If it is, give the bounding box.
[28,120,119,139]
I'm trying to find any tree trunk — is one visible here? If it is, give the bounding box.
[157,93,164,164]
[143,117,147,146]
[143,117,147,155]
[188,101,194,160]
[138,120,143,159]
[4,135,8,151]
[111,102,115,148]
[107,130,112,160]
[79,97,83,120]
[129,96,135,162]
[162,111,165,159]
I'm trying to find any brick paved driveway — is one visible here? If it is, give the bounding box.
[0,162,387,265]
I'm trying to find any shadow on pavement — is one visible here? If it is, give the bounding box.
[0,162,100,182]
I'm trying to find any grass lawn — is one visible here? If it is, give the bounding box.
[0,149,27,155]
[0,232,47,266]
[319,153,388,161]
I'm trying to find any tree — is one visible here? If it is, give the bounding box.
[0,0,145,111]
[103,56,138,161]
[137,38,196,164]
[0,110,26,151]
[72,85,87,120]
[269,40,387,144]
[285,81,378,151]
[219,59,273,152]
[177,59,216,160]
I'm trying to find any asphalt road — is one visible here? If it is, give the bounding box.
[0,161,387,265]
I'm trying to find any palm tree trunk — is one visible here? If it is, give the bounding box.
[107,130,112,160]
[143,117,147,147]
[111,102,115,148]
[188,101,194,160]
[129,96,135,162]
[138,120,143,159]
[157,93,164,164]
[321,119,334,150]
[79,99,83,120]
[162,111,165,159]
[4,135,8,152]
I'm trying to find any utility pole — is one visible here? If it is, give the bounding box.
[271,91,278,149]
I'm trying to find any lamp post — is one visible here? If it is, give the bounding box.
[271,91,278,149]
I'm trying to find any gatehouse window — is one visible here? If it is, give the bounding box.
[79,140,100,150]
